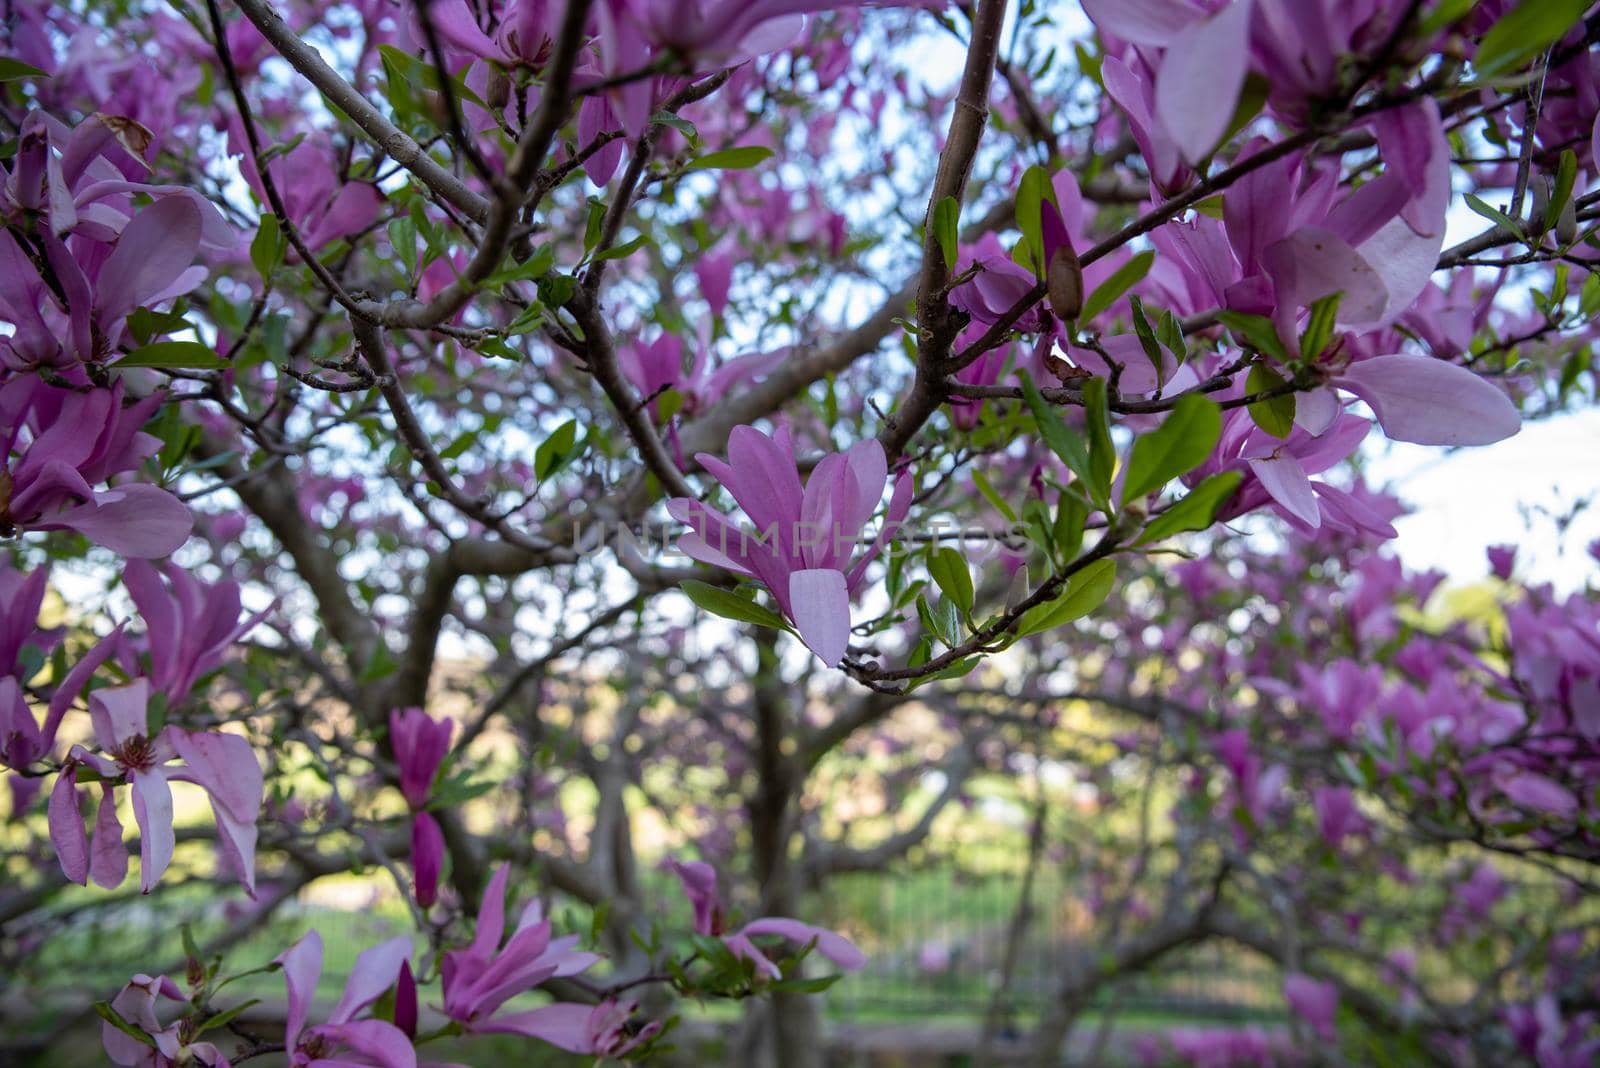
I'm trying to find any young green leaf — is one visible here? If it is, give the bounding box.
[1474,0,1590,79]
[1298,292,1342,362]
[0,58,47,81]
[1080,250,1154,322]
[118,341,228,370]
[1082,375,1115,512]
[534,419,580,482]
[1015,165,1055,275]
[1216,310,1290,364]
[1121,394,1223,501]
[1019,369,1092,490]
[250,214,285,280]
[929,547,975,617]
[1128,295,1166,386]
[685,146,775,172]
[1015,558,1117,637]
[681,581,788,631]
[1245,364,1296,439]
[1545,149,1579,235]
[933,195,960,273]
[1463,192,1525,240]
[1136,470,1244,544]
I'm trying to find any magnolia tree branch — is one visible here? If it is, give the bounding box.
[230,0,491,221]
[879,0,1009,462]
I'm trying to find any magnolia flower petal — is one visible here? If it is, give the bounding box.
[475,1003,596,1051]
[1157,0,1252,165]
[274,930,324,1051]
[131,769,175,893]
[741,917,867,971]
[90,784,128,889]
[1333,354,1520,446]
[47,483,194,558]
[1247,454,1319,528]
[330,936,413,1026]
[49,766,89,885]
[1082,0,1199,44]
[788,568,850,668]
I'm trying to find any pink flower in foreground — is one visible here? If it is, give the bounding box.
[0,378,192,557]
[440,865,603,1036]
[122,559,267,706]
[668,858,866,978]
[101,973,231,1067]
[277,931,415,1068]
[50,679,262,894]
[668,426,912,666]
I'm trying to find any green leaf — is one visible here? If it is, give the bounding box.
[928,547,974,617]
[534,419,580,482]
[388,215,417,276]
[1122,394,1223,501]
[118,341,228,369]
[127,308,192,346]
[1298,292,1342,362]
[1474,0,1589,79]
[1052,491,1087,562]
[0,58,48,82]
[592,233,650,263]
[582,198,606,254]
[1157,308,1186,364]
[1015,165,1055,275]
[1016,558,1117,638]
[907,654,980,690]
[1019,370,1092,491]
[971,469,1018,523]
[685,146,774,172]
[1545,149,1579,235]
[933,195,960,273]
[1136,470,1243,544]
[1082,376,1115,512]
[196,1000,260,1035]
[1245,364,1296,439]
[1464,192,1525,239]
[1420,0,1479,36]
[250,214,285,280]
[1215,310,1289,363]
[1128,296,1165,386]
[916,594,961,648]
[681,581,788,630]
[95,1003,158,1048]
[1080,250,1154,322]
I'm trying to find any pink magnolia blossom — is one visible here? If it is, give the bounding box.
[390,707,454,809]
[478,998,662,1058]
[0,378,193,557]
[440,864,603,1035]
[101,973,231,1067]
[0,113,229,369]
[50,680,262,894]
[0,562,118,770]
[668,425,912,666]
[668,858,867,978]
[122,560,267,706]
[277,931,416,1068]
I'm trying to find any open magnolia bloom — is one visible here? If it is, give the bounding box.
[50,680,262,895]
[668,426,912,666]
[669,858,866,978]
